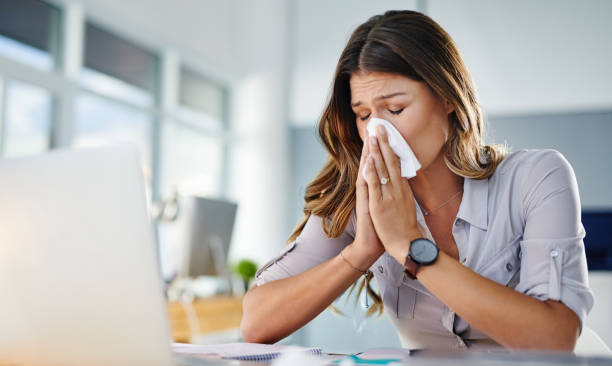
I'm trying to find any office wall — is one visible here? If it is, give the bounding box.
[428,0,612,116]
[487,110,612,209]
[290,0,612,126]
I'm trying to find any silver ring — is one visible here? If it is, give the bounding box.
[380,177,389,185]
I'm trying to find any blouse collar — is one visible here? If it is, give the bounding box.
[456,177,489,231]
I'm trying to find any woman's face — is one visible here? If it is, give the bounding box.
[349,71,454,169]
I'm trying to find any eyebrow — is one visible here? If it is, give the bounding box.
[351,92,407,107]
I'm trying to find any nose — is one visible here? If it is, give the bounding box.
[370,111,384,120]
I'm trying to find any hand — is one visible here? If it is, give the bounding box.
[364,126,422,264]
[345,136,385,270]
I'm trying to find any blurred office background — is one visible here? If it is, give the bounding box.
[0,0,610,353]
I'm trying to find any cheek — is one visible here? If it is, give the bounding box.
[356,120,367,142]
[398,100,447,141]
[396,108,448,162]
[395,108,427,141]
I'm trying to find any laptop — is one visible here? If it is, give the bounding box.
[0,145,223,366]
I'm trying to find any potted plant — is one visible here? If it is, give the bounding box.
[233,259,258,292]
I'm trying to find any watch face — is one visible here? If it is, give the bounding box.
[409,239,439,265]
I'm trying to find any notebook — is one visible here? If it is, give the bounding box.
[172,342,323,361]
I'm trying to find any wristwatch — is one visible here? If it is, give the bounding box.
[403,238,439,279]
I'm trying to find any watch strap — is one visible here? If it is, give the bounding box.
[403,255,420,280]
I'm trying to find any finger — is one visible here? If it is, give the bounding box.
[357,144,368,188]
[356,140,369,196]
[360,131,372,184]
[356,169,369,210]
[369,135,390,186]
[365,155,382,201]
[357,139,367,185]
[375,125,402,182]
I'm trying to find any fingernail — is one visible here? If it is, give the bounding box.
[376,125,386,135]
[370,136,377,146]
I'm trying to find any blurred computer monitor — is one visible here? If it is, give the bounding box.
[178,196,238,278]
[582,210,612,271]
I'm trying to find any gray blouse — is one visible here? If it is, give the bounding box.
[255,149,594,350]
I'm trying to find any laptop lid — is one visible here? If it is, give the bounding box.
[0,145,173,366]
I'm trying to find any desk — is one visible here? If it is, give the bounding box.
[167,297,243,343]
[175,350,612,366]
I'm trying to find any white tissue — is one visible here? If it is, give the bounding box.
[362,118,421,181]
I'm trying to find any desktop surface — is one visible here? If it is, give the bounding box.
[174,350,612,366]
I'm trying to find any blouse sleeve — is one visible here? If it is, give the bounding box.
[515,150,594,328]
[255,211,356,286]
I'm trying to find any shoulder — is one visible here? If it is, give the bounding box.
[492,149,578,208]
[492,149,576,187]
[495,149,571,176]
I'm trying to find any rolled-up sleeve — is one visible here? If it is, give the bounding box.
[515,150,594,327]
[255,212,356,286]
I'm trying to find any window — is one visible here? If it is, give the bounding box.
[0,2,231,279]
[159,66,228,198]
[82,22,158,107]
[0,0,61,70]
[1,80,53,157]
[74,20,160,182]
[73,93,152,174]
[160,122,223,197]
[179,67,225,125]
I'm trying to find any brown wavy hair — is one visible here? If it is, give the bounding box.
[288,10,506,315]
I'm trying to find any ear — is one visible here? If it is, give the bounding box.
[444,99,455,114]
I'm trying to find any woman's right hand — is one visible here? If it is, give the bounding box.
[344,132,385,269]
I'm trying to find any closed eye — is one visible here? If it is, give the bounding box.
[389,108,404,115]
[359,113,371,121]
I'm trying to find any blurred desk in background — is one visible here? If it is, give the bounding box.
[167,296,243,343]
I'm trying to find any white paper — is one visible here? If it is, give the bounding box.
[362,118,421,181]
[172,342,321,360]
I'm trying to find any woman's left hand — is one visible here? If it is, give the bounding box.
[364,125,422,264]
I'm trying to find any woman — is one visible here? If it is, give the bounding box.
[241,10,593,351]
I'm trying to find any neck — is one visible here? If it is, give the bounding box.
[409,152,464,213]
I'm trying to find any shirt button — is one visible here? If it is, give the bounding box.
[378,266,384,274]
[550,250,559,258]
[506,262,513,272]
